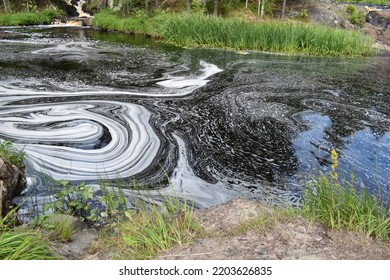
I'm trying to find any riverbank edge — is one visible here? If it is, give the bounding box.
[0,7,377,57]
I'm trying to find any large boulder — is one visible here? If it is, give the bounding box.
[0,157,26,218]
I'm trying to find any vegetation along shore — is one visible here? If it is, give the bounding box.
[2,0,390,56]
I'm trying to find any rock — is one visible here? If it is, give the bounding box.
[0,157,27,218]
[55,228,98,259]
[366,10,390,29]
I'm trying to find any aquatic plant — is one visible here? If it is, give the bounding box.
[300,150,390,240]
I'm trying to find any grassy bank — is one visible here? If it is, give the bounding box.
[0,9,62,26]
[93,11,374,57]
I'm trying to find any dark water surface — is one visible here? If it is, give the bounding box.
[1,26,389,216]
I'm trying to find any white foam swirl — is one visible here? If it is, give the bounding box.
[0,101,160,180]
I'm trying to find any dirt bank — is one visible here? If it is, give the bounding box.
[156,199,390,260]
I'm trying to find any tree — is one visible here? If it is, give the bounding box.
[282,0,287,20]
[2,0,11,12]
[213,0,218,16]
[145,0,149,15]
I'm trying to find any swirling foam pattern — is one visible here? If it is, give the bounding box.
[0,101,160,181]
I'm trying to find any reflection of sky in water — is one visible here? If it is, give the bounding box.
[293,111,390,200]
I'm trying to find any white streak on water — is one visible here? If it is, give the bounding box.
[0,61,222,99]
[157,60,223,90]
[0,101,160,181]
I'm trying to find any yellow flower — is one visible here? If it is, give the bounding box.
[331,149,338,172]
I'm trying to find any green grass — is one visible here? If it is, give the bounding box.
[0,140,25,167]
[300,173,390,240]
[92,10,160,36]
[0,9,62,26]
[159,13,374,57]
[38,214,78,242]
[93,11,374,57]
[0,212,54,260]
[90,194,199,259]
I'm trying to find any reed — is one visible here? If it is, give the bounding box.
[159,13,374,57]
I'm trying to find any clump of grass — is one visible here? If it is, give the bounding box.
[36,214,77,243]
[346,5,366,28]
[159,13,373,57]
[300,150,390,240]
[0,8,62,26]
[0,211,54,260]
[91,194,199,260]
[0,140,25,167]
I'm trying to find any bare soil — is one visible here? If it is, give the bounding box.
[55,199,390,260]
[156,199,390,260]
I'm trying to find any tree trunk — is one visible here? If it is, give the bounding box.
[155,0,159,9]
[213,0,218,16]
[2,0,11,12]
[282,0,286,21]
[145,0,149,16]
[186,0,191,13]
[261,0,265,18]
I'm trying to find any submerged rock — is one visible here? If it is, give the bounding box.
[0,157,26,218]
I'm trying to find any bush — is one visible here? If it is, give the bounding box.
[346,5,366,28]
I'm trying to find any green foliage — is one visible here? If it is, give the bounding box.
[159,13,373,56]
[0,8,63,26]
[0,211,54,260]
[346,5,366,28]
[43,180,94,217]
[120,0,144,16]
[114,196,199,259]
[300,150,390,240]
[92,9,159,36]
[42,179,128,226]
[0,140,25,167]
